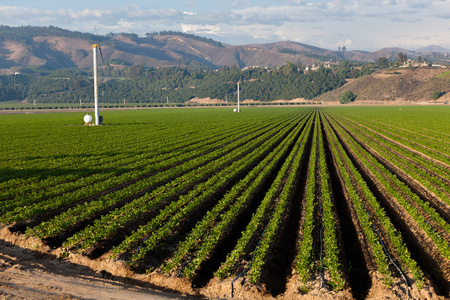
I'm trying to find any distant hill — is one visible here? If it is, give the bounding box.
[416,45,450,53]
[317,68,450,103]
[0,25,449,71]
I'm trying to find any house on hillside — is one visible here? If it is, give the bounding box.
[400,59,429,68]
[305,64,320,71]
[431,63,448,68]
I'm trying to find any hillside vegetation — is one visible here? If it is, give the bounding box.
[1,63,448,105]
[0,64,346,103]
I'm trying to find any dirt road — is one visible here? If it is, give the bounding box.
[0,240,192,300]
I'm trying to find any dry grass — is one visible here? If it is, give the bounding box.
[317,68,450,103]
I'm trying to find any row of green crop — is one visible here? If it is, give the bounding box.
[295,113,318,283]
[331,115,450,206]
[324,113,426,287]
[337,112,450,179]
[3,112,299,224]
[326,114,450,261]
[28,114,300,240]
[1,108,283,186]
[336,114,450,166]
[330,113,450,234]
[218,113,313,284]
[323,114,395,285]
[363,117,450,147]
[0,111,267,193]
[339,112,450,143]
[108,113,310,263]
[295,113,346,291]
[329,107,450,144]
[339,109,450,145]
[58,114,304,252]
[2,125,253,223]
[316,114,344,290]
[164,111,311,278]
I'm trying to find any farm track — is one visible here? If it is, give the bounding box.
[1,107,449,300]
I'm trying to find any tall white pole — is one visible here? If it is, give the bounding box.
[237,82,240,112]
[93,45,99,125]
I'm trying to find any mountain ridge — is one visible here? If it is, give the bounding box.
[0,25,449,72]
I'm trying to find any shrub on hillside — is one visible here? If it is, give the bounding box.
[339,91,357,104]
[432,90,445,100]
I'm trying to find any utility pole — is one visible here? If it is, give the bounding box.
[237,82,240,112]
[93,44,100,125]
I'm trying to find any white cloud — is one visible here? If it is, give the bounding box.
[337,39,352,47]
[181,24,222,35]
[0,1,449,51]
[68,8,114,19]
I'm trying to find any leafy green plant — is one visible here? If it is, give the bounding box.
[432,90,444,100]
[339,91,357,104]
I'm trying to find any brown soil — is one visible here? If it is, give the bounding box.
[186,97,226,104]
[0,237,191,300]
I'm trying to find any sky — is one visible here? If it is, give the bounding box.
[1,0,449,51]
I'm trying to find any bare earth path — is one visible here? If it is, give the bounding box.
[0,240,192,300]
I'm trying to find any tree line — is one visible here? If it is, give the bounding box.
[0,63,350,103]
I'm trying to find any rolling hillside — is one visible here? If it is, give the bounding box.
[0,25,449,71]
[317,68,450,103]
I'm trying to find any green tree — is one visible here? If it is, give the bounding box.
[361,63,375,75]
[128,65,144,79]
[397,53,407,65]
[339,91,357,104]
[432,91,444,100]
[376,57,389,69]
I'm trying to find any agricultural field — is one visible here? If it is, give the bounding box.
[0,106,449,300]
